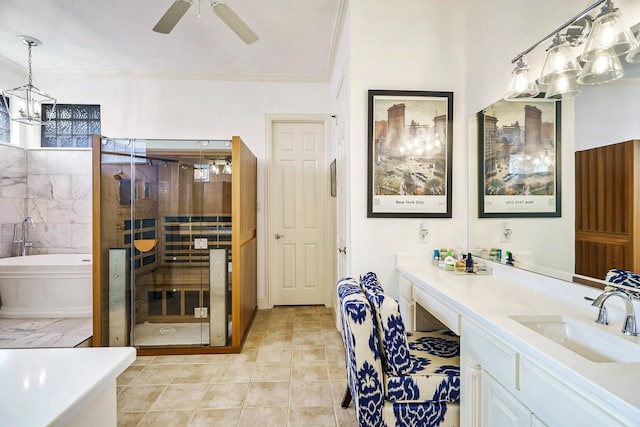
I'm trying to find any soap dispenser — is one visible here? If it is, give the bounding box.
[444,251,456,271]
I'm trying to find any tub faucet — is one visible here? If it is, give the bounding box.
[591,289,638,336]
[13,217,35,257]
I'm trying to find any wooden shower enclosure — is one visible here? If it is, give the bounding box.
[91,135,257,355]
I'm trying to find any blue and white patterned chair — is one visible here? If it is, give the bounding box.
[605,268,640,298]
[338,276,460,426]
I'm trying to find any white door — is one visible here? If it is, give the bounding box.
[269,120,328,305]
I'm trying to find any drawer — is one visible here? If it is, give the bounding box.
[519,356,626,426]
[398,275,413,301]
[399,295,415,331]
[413,286,461,334]
[463,318,518,390]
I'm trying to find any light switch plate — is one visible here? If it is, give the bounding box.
[194,238,208,249]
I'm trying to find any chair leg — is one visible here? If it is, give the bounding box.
[341,386,352,408]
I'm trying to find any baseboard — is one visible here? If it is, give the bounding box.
[257,297,269,309]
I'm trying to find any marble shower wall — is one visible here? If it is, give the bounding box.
[27,149,92,254]
[0,144,27,258]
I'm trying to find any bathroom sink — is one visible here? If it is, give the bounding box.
[509,315,640,363]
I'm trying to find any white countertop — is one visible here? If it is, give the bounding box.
[0,346,136,426]
[396,253,640,421]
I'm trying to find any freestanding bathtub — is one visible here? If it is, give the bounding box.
[0,254,92,318]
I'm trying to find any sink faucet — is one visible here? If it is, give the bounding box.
[591,290,638,336]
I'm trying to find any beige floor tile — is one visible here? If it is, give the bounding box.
[189,409,242,427]
[334,406,359,427]
[292,331,321,346]
[209,362,256,383]
[238,407,288,427]
[137,410,193,427]
[129,364,182,385]
[150,384,208,411]
[330,380,349,406]
[151,355,188,364]
[292,345,327,362]
[252,362,292,382]
[291,360,329,381]
[293,320,323,332]
[327,359,347,380]
[117,365,144,386]
[171,364,212,384]
[325,343,346,362]
[131,355,155,366]
[257,345,293,364]
[244,381,290,407]
[289,381,334,407]
[197,382,249,409]
[117,411,145,427]
[289,406,337,426]
[117,384,166,412]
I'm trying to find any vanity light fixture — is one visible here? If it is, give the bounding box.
[504,0,638,101]
[1,35,56,125]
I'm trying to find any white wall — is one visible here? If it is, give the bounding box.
[33,74,331,300]
[346,0,467,297]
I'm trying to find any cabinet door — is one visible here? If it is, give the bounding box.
[482,372,531,427]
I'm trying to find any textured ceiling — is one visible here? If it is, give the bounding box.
[0,0,344,81]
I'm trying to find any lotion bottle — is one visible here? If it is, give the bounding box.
[444,250,456,271]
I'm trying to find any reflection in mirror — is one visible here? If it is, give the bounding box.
[468,2,640,287]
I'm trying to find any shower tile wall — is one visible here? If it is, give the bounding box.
[26,149,92,254]
[0,144,27,258]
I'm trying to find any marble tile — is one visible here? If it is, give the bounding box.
[30,223,73,249]
[0,317,92,348]
[0,145,27,177]
[47,150,92,175]
[0,197,26,223]
[71,174,92,199]
[27,198,48,223]
[46,198,91,224]
[1,176,27,198]
[150,383,208,411]
[27,150,48,175]
[190,409,241,427]
[28,174,71,199]
[71,222,92,251]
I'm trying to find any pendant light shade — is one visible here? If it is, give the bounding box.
[580,0,636,61]
[577,48,624,84]
[539,34,582,84]
[504,58,540,100]
[544,74,582,99]
[1,36,56,126]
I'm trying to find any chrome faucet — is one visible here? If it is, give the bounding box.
[12,217,35,257]
[591,290,638,336]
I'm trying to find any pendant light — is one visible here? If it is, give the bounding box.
[1,35,56,125]
[577,48,624,84]
[504,58,539,100]
[580,0,636,62]
[539,34,582,85]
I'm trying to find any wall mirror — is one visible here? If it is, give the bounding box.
[468,3,640,287]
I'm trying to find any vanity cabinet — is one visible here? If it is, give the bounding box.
[396,261,639,426]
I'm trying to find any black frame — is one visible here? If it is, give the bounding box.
[477,98,561,218]
[367,90,453,218]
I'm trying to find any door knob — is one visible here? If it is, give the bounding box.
[275,233,285,239]
[338,247,347,254]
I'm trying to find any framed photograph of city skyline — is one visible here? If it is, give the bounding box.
[478,98,561,218]
[367,90,453,218]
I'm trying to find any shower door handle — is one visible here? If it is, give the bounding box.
[274,233,285,239]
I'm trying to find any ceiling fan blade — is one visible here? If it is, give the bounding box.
[153,0,192,34]
[212,1,259,44]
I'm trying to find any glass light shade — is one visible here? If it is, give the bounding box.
[544,74,582,99]
[577,48,624,85]
[504,59,539,100]
[539,39,582,84]
[626,41,640,63]
[580,6,636,61]
[1,84,56,125]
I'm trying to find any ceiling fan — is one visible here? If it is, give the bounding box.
[153,0,259,44]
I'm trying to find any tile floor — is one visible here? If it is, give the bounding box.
[116,306,358,426]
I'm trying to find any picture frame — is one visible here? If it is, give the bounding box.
[330,159,336,197]
[477,98,561,218]
[367,90,453,218]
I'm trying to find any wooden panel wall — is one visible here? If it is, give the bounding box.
[231,136,258,348]
[575,140,639,279]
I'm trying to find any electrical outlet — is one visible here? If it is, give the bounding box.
[500,222,512,243]
[418,223,429,243]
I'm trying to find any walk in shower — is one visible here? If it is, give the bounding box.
[92,136,257,353]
